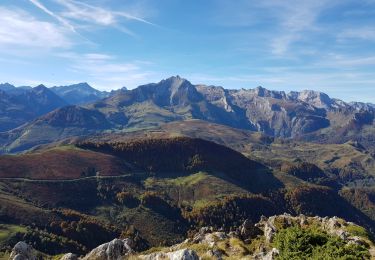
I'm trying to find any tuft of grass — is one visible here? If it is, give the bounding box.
[228,237,250,255]
[346,224,370,240]
[189,243,214,254]
[139,246,168,255]
[248,236,267,254]
[0,251,10,259]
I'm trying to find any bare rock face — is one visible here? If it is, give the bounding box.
[9,242,36,260]
[139,248,199,260]
[255,215,278,243]
[60,253,78,260]
[191,226,228,247]
[82,238,133,260]
[253,248,280,260]
[166,249,199,260]
[294,90,333,109]
[265,248,280,260]
[264,222,277,243]
[206,248,223,260]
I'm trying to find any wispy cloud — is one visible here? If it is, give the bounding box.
[322,54,375,67]
[266,0,331,55]
[213,0,333,56]
[62,0,155,25]
[338,27,375,41]
[57,52,158,90]
[0,7,71,49]
[52,0,157,36]
[28,0,77,33]
[28,0,158,38]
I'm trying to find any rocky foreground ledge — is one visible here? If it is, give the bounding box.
[8,214,375,260]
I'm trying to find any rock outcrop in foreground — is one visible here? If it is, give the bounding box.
[81,238,133,260]
[138,249,199,260]
[9,214,374,260]
[9,241,36,260]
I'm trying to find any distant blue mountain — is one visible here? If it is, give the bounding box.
[0,82,116,132]
[50,83,110,105]
[0,83,16,92]
[0,84,67,132]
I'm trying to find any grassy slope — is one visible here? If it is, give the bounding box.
[143,172,250,206]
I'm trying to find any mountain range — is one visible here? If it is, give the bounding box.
[0,76,374,153]
[50,82,111,105]
[0,82,112,132]
[1,76,375,257]
[0,84,67,132]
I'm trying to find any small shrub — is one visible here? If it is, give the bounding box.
[273,226,370,260]
[116,192,140,208]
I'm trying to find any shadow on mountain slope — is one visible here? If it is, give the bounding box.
[76,137,284,193]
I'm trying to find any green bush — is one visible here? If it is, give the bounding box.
[273,226,370,260]
[116,192,140,208]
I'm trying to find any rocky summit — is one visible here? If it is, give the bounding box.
[7,214,374,259]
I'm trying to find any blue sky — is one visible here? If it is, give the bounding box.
[0,0,375,102]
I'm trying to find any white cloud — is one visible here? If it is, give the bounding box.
[52,0,157,36]
[57,52,158,90]
[27,0,158,39]
[338,27,375,41]
[28,0,77,33]
[213,0,333,56]
[322,54,375,67]
[0,7,72,49]
[266,0,331,55]
[83,53,114,61]
[270,34,300,56]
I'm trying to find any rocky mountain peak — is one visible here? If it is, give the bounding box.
[246,86,286,99]
[0,82,16,91]
[74,82,91,88]
[139,76,202,106]
[295,90,333,108]
[0,83,32,95]
[253,86,268,96]
[157,75,193,92]
[30,84,65,102]
[55,82,95,92]
[51,83,90,94]
[350,102,375,111]
[50,83,110,105]
[33,84,48,91]
[163,75,185,84]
